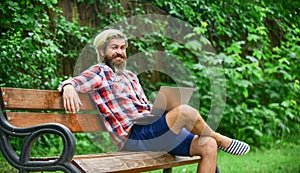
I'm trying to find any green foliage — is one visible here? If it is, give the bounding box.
[0,0,59,89]
[0,0,92,89]
[153,0,300,147]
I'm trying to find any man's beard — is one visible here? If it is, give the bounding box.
[104,54,127,74]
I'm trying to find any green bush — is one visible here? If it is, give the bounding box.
[0,0,92,89]
[153,0,300,147]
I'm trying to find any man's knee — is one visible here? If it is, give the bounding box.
[178,105,198,120]
[178,105,202,131]
[191,137,218,157]
[166,105,200,133]
[203,138,218,156]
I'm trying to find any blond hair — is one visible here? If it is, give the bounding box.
[93,29,128,63]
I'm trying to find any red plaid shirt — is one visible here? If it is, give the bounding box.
[58,64,152,149]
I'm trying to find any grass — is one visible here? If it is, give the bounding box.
[1,135,299,173]
[216,142,300,173]
[150,135,300,173]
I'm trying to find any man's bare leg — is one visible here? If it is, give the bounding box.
[190,136,218,173]
[165,104,232,149]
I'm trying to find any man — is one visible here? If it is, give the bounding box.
[58,29,250,173]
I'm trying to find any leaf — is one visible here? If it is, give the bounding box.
[227,41,245,54]
[245,55,258,63]
[281,100,290,107]
[247,34,260,42]
[184,33,196,40]
[185,40,203,51]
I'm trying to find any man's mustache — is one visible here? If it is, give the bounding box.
[112,53,126,59]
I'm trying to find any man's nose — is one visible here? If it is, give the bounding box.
[116,48,122,54]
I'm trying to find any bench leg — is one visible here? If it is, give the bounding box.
[163,168,172,173]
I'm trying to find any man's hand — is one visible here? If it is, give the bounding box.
[62,84,83,114]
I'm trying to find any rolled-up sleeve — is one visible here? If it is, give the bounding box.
[58,65,103,93]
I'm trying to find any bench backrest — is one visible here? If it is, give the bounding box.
[0,87,106,132]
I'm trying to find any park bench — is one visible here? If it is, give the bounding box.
[0,87,220,173]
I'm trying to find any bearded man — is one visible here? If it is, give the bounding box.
[58,29,250,173]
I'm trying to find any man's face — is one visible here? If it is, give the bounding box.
[101,38,127,73]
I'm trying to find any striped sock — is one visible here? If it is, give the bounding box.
[218,139,250,155]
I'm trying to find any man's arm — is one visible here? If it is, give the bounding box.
[62,84,83,114]
[58,64,104,113]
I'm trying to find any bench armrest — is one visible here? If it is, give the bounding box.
[0,109,80,173]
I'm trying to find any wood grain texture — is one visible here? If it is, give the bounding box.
[1,87,95,110]
[1,87,105,132]
[5,112,106,132]
[72,151,201,173]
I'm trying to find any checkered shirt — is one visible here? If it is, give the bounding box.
[58,63,152,149]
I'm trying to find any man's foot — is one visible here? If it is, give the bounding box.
[218,139,250,155]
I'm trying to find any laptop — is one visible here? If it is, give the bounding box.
[131,86,195,125]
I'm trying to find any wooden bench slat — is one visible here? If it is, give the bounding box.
[72,151,200,173]
[5,112,106,132]
[1,87,95,110]
[29,152,201,173]
[73,151,152,159]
